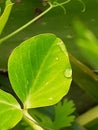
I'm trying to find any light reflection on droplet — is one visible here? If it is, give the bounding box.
[64,68,72,78]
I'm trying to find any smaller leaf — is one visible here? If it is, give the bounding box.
[0,89,23,130]
[0,0,14,35]
[74,21,98,69]
[53,99,75,130]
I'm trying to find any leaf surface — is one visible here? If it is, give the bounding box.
[8,33,72,109]
[0,89,23,130]
[53,100,75,130]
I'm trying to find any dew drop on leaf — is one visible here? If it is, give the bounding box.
[64,68,72,78]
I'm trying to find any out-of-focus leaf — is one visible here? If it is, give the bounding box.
[70,54,98,102]
[0,0,5,3]
[0,89,23,130]
[74,21,98,69]
[85,118,98,130]
[8,33,72,109]
[76,105,98,126]
[0,0,14,35]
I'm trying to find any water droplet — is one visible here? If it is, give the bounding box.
[56,57,59,61]
[64,68,72,78]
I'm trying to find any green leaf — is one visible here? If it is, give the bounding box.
[8,33,72,109]
[74,21,98,69]
[0,0,14,35]
[53,99,75,130]
[0,89,23,130]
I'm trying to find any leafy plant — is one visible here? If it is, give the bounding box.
[0,0,76,129]
[0,32,74,130]
[2,0,98,129]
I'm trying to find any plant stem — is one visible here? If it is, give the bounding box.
[53,0,71,8]
[23,110,44,130]
[0,0,71,44]
[0,4,52,44]
[76,105,98,126]
[77,0,86,12]
[69,53,98,81]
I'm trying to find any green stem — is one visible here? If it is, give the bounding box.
[53,0,71,8]
[69,53,98,81]
[76,105,98,126]
[0,0,71,44]
[0,4,52,44]
[77,0,86,12]
[23,110,44,130]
